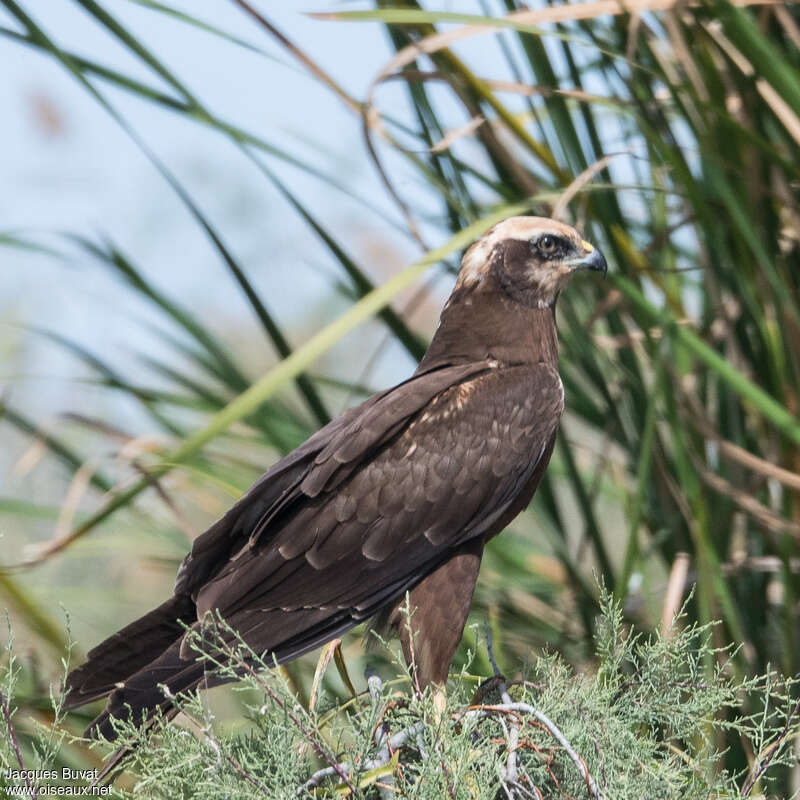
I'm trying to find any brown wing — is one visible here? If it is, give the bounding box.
[183,362,564,663]
[67,361,563,740]
[66,361,493,713]
[174,360,499,598]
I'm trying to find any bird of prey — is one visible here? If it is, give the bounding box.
[64,216,606,741]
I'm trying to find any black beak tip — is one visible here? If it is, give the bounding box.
[589,248,608,276]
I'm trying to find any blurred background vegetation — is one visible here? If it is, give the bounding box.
[2,0,800,794]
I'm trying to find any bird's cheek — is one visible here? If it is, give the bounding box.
[538,264,571,295]
[556,264,574,285]
[529,265,567,292]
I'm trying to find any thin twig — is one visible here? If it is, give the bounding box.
[365,670,393,800]
[486,624,520,789]
[519,767,544,799]
[224,655,357,796]
[741,695,800,796]
[439,753,456,800]
[574,703,607,793]
[461,703,604,800]
[402,598,423,700]
[184,712,271,796]
[299,721,426,795]
[301,764,351,792]
[0,687,36,799]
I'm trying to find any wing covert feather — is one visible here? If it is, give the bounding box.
[175,362,495,597]
[192,363,564,628]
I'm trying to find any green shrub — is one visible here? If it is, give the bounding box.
[3,595,798,798]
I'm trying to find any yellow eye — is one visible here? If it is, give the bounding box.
[538,234,557,254]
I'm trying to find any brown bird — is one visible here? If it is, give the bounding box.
[65,216,606,741]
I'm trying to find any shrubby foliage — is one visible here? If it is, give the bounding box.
[3,0,800,794]
[3,596,798,799]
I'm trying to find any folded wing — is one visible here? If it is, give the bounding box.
[65,360,563,740]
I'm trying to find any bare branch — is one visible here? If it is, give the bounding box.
[485,623,520,790]
[461,702,605,800]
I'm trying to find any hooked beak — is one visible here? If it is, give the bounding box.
[566,240,607,276]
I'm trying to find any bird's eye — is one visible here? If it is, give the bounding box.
[538,235,558,255]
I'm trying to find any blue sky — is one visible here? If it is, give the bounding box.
[1,1,592,443]
[0,2,449,421]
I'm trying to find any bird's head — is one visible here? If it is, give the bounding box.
[457,216,607,308]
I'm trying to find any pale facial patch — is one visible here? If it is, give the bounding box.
[456,215,585,294]
[527,262,575,308]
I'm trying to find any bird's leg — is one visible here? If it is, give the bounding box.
[390,540,484,699]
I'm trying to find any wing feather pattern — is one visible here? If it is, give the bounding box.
[68,360,564,741]
[192,362,563,621]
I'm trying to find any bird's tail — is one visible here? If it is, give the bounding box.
[84,637,217,741]
[65,597,231,784]
[64,595,196,715]
[83,641,216,786]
